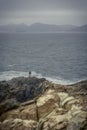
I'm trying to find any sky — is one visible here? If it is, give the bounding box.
[0,0,87,25]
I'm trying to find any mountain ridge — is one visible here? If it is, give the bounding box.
[0,23,87,32]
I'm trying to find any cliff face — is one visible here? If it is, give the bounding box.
[0,77,87,130]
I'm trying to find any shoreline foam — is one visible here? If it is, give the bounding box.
[0,70,86,85]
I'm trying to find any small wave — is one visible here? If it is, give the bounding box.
[45,76,73,85]
[0,70,85,85]
[8,64,17,67]
[0,71,43,81]
[0,71,28,81]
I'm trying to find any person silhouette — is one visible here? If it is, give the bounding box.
[29,71,31,77]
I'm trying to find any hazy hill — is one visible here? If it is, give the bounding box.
[28,23,77,32]
[0,23,87,32]
[0,23,29,32]
[72,24,87,32]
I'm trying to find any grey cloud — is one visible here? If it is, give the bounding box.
[0,0,87,25]
[0,0,87,11]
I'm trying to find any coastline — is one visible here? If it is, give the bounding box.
[0,70,86,85]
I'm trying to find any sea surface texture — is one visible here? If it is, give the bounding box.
[0,32,87,84]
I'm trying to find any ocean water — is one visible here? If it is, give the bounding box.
[0,32,87,84]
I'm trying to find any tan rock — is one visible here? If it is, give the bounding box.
[20,104,37,121]
[0,86,87,130]
[0,104,37,121]
[1,118,37,130]
[37,89,60,118]
[58,92,80,110]
[40,112,68,130]
[37,90,87,130]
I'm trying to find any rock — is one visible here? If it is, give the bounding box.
[37,89,60,118]
[0,77,87,130]
[11,77,45,102]
[36,89,87,130]
[1,118,37,130]
[0,98,19,115]
[38,104,87,130]
[41,114,68,130]
[0,77,49,121]
[0,92,7,102]
[0,77,46,104]
[58,92,80,110]
[20,104,37,121]
[0,103,38,122]
[66,105,87,130]
[0,81,9,102]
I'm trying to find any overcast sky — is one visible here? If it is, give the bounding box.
[0,0,87,25]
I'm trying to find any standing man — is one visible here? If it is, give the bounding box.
[29,71,31,78]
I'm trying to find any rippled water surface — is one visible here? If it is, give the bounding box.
[0,32,87,84]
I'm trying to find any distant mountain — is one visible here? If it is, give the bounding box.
[0,23,29,32]
[28,23,77,32]
[72,24,87,32]
[0,23,87,32]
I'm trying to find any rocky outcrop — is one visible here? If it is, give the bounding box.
[36,90,87,130]
[0,77,48,115]
[0,77,46,103]
[0,77,87,130]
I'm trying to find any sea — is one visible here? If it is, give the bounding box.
[0,32,87,85]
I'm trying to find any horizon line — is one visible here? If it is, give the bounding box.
[0,22,87,27]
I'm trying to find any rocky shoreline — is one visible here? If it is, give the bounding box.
[0,76,87,130]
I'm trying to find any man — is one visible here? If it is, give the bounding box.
[29,71,31,77]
